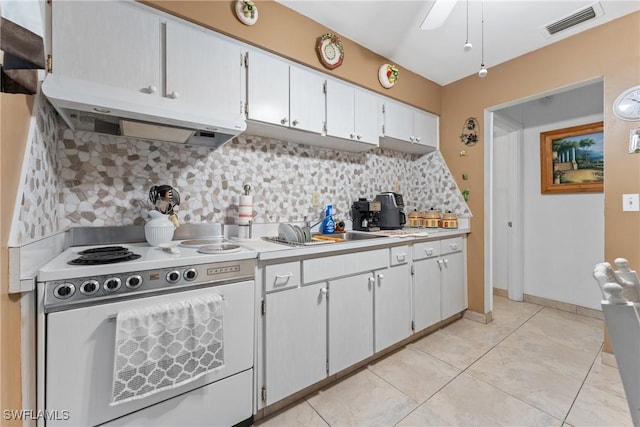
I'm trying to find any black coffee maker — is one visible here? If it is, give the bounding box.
[351,198,381,231]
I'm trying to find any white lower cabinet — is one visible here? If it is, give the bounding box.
[413,237,467,332]
[260,238,465,407]
[264,282,327,406]
[328,272,375,375]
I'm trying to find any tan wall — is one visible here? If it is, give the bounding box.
[142,0,442,115]
[1,93,34,424]
[442,12,640,314]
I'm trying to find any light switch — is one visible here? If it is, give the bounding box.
[622,194,640,212]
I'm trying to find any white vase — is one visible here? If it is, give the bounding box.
[144,210,175,246]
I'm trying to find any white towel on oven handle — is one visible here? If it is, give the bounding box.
[111,294,225,406]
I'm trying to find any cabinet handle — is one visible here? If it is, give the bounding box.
[281,118,288,125]
[167,91,179,99]
[425,249,433,256]
[450,243,458,250]
[395,253,407,263]
[144,85,157,94]
[275,273,293,280]
[292,119,299,126]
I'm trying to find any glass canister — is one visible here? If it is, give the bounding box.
[408,209,423,228]
[441,211,459,229]
[423,209,441,228]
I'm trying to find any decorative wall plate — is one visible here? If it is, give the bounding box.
[235,0,258,26]
[317,33,344,69]
[378,64,399,89]
[460,117,479,146]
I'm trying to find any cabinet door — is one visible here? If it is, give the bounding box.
[52,1,160,92]
[325,79,355,140]
[166,21,242,118]
[441,251,467,319]
[265,283,327,405]
[328,273,374,375]
[246,51,289,126]
[412,110,439,149]
[354,88,380,146]
[374,264,412,352]
[289,66,325,134]
[382,99,413,142]
[413,257,442,331]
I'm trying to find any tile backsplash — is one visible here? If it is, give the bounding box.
[12,96,471,245]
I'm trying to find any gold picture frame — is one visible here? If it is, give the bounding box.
[540,122,604,194]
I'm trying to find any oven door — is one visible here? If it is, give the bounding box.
[45,280,254,427]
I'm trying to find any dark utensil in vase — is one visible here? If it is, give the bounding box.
[149,185,181,227]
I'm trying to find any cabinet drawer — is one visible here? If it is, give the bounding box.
[440,237,463,255]
[264,262,301,292]
[413,241,440,261]
[303,249,388,284]
[390,246,410,266]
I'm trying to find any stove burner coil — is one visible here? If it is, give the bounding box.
[68,246,142,265]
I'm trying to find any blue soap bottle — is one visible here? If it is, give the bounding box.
[320,204,335,234]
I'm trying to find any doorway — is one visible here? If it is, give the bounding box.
[484,79,605,311]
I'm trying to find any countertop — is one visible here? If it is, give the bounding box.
[232,226,470,262]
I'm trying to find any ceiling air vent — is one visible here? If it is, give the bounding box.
[541,2,604,37]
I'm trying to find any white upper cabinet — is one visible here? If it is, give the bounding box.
[381,99,439,154]
[326,79,379,149]
[246,50,324,134]
[52,1,161,92]
[165,21,243,119]
[246,51,290,127]
[51,1,243,121]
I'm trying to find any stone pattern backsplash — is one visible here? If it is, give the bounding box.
[13,97,62,246]
[15,96,470,244]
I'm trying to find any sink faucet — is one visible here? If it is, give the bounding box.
[304,215,323,230]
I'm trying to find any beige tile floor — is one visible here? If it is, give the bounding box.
[256,295,633,427]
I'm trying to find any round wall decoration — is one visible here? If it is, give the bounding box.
[378,64,399,89]
[317,33,344,69]
[235,0,258,26]
[460,117,479,146]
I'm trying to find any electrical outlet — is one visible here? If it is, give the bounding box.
[312,192,320,206]
[393,180,400,193]
[622,194,640,212]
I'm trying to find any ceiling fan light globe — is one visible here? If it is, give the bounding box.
[463,41,473,52]
[478,65,488,78]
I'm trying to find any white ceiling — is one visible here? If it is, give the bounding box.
[275,0,640,86]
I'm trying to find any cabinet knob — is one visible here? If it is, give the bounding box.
[377,274,384,285]
[356,134,362,140]
[320,287,328,295]
[415,137,421,143]
[409,136,415,142]
[281,118,288,125]
[144,85,157,94]
[437,259,444,270]
[443,259,449,267]
[350,133,356,139]
[368,276,375,288]
[167,91,179,99]
[292,119,299,126]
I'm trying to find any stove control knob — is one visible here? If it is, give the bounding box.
[80,280,99,295]
[103,278,122,293]
[54,283,75,299]
[167,270,181,284]
[126,275,143,289]
[183,268,198,281]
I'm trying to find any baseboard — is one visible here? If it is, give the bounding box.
[493,288,603,320]
[601,351,617,368]
[464,309,493,324]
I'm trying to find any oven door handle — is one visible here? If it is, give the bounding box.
[106,294,226,321]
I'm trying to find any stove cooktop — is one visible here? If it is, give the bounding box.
[38,241,257,282]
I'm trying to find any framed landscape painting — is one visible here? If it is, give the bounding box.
[540,122,604,194]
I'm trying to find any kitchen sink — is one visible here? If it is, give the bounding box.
[313,232,388,241]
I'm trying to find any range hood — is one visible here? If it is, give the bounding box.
[41,74,246,149]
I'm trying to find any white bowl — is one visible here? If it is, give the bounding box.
[144,226,175,246]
